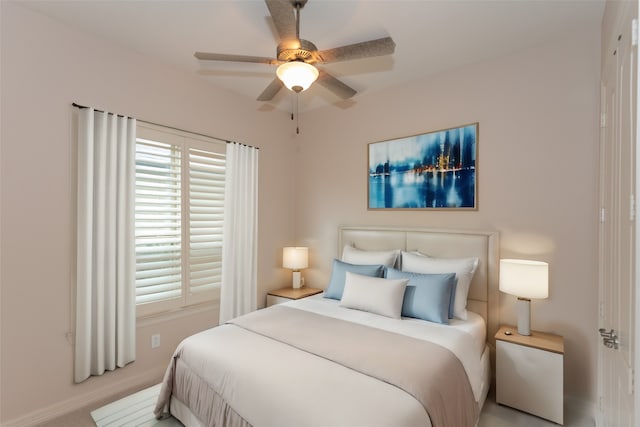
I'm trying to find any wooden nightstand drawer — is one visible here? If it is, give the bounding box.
[266,287,323,307]
[495,326,564,424]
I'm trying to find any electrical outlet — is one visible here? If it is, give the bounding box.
[151,334,160,349]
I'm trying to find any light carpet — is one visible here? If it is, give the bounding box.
[90,384,182,427]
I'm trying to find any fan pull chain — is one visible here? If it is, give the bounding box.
[290,95,295,128]
[291,92,295,122]
[290,93,300,134]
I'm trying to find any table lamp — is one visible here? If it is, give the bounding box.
[499,259,549,336]
[283,247,308,289]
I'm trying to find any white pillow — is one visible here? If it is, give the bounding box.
[339,272,408,319]
[341,245,400,267]
[401,251,479,320]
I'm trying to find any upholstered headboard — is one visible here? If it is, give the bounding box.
[338,226,500,343]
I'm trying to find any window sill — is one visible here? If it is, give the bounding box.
[136,299,219,328]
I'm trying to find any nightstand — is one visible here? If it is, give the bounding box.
[266,286,323,307]
[495,325,564,425]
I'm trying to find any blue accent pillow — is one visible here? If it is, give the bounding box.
[386,268,457,324]
[323,259,386,300]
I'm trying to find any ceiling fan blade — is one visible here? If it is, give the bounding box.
[194,52,279,65]
[256,78,284,101]
[265,0,298,42]
[316,69,357,99]
[317,37,396,63]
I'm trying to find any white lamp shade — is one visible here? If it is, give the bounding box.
[283,247,309,270]
[276,61,319,93]
[499,259,549,299]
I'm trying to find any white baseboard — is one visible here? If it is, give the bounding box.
[2,366,165,427]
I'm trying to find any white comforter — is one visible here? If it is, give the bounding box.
[288,294,486,401]
[157,295,486,427]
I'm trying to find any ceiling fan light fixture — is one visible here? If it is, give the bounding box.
[276,61,319,93]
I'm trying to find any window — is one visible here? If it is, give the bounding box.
[135,123,226,317]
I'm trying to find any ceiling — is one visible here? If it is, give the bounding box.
[17,0,605,112]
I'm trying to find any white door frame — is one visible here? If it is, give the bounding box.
[598,1,637,425]
[636,0,640,413]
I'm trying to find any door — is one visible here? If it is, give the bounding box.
[599,2,637,426]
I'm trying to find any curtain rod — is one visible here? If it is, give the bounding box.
[72,102,259,150]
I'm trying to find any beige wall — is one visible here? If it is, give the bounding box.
[295,28,601,406]
[0,3,295,425]
[1,1,601,424]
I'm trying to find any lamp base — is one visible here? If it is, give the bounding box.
[292,271,302,289]
[516,298,531,335]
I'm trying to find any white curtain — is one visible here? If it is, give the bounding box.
[75,107,136,383]
[219,143,259,323]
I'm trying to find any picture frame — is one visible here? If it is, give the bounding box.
[368,123,478,210]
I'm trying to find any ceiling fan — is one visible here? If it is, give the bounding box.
[194,0,396,102]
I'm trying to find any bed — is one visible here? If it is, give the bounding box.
[154,226,499,427]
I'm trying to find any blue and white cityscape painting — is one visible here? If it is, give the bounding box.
[368,124,477,209]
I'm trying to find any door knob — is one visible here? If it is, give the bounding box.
[599,328,619,349]
[599,328,615,338]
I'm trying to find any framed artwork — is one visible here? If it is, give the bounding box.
[368,123,478,210]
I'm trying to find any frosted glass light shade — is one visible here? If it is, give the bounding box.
[499,259,549,299]
[283,247,309,270]
[276,62,319,93]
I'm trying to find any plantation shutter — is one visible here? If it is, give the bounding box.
[134,123,226,316]
[135,139,182,306]
[188,148,225,302]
